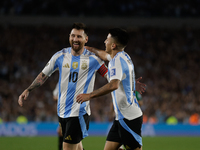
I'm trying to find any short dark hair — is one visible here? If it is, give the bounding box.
[109,28,129,48]
[72,22,88,35]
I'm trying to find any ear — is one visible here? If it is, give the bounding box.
[111,43,117,50]
[85,36,89,43]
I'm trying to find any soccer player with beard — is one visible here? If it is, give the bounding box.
[18,23,108,150]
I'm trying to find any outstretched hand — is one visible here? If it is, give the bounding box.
[18,89,29,107]
[85,46,93,52]
[136,77,146,94]
[85,46,109,61]
[76,93,91,104]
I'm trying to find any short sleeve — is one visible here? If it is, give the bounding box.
[42,52,59,76]
[109,57,123,81]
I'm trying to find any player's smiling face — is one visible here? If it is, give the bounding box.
[69,29,88,52]
[104,33,113,54]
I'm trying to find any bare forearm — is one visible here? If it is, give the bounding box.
[90,80,118,98]
[76,80,120,104]
[93,48,109,61]
[27,72,48,92]
[85,46,109,61]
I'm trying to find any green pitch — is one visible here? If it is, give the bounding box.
[0,136,200,150]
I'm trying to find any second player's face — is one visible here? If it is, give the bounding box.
[104,33,113,54]
[69,29,88,52]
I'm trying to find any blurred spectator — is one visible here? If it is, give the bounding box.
[16,114,28,124]
[142,115,148,124]
[166,116,178,125]
[189,113,199,125]
[148,116,157,124]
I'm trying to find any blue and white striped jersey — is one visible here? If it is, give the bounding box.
[42,47,108,118]
[108,51,142,120]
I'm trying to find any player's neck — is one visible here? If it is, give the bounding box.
[111,49,123,58]
[71,48,84,56]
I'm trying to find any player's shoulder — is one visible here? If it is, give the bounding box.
[112,51,124,61]
[115,51,132,61]
[111,51,132,66]
[61,47,71,54]
[50,47,71,61]
[83,48,102,60]
[53,47,71,56]
[82,48,95,56]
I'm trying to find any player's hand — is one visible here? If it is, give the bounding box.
[85,46,101,53]
[76,93,91,104]
[85,46,93,52]
[136,77,146,94]
[53,96,58,101]
[57,126,63,136]
[85,46,99,54]
[18,89,29,107]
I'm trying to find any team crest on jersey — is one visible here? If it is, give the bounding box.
[111,68,116,77]
[81,60,87,70]
[72,62,78,69]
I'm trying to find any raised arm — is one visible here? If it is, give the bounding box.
[85,46,111,61]
[18,72,48,107]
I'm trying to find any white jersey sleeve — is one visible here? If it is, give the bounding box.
[109,56,123,81]
[42,51,62,76]
[106,54,112,61]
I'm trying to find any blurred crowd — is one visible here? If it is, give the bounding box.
[1,0,200,17]
[0,24,200,125]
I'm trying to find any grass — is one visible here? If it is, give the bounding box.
[0,136,200,150]
[0,136,57,150]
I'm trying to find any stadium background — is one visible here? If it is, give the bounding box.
[0,0,200,149]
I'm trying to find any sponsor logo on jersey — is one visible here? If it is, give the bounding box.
[111,68,116,77]
[72,62,78,69]
[63,63,70,68]
[81,60,87,70]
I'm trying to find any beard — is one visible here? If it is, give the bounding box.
[72,45,81,52]
[70,41,83,52]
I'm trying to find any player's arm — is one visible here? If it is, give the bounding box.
[85,46,112,61]
[76,79,120,104]
[18,72,48,107]
[97,63,108,79]
[27,72,48,91]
